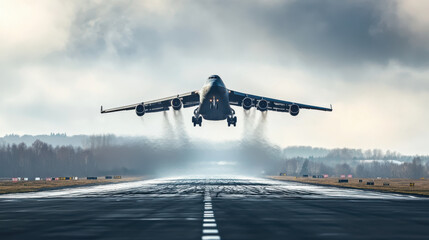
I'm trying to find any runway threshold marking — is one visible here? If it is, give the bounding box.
[202,188,221,240]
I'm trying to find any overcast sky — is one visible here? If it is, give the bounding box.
[1,0,429,155]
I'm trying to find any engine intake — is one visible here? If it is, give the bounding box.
[135,104,145,116]
[289,104,299,116]
[242,97,252,110]
[171,98,182,110]
[257,99,268,111]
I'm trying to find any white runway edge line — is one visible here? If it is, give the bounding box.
[202,189,221,240]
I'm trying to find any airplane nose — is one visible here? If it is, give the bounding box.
[209,79,223,87]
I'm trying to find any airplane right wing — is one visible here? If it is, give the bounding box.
[228,89,332,115]
[101,91,200,115]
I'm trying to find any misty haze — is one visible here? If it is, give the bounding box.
[1,133,427,179]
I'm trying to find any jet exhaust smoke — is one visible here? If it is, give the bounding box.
[162,111,176,139]
[172,109,189,145]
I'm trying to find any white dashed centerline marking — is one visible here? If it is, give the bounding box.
[202,189,221,240]
[202,236,221,240]
[203,223,217,227]
[203,229,219,234]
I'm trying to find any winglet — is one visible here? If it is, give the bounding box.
[100,105,104,113]
[330,104,333,111]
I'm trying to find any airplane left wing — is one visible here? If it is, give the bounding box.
[228,89,332,114]
[101,91,200,115]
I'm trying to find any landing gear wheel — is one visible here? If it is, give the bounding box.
[192,116,202,127]
[192,116,196,127]
[227,116,237,127]
[198,116,202,127]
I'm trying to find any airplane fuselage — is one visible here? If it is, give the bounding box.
[197,75,231,120]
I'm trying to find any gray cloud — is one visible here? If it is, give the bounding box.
[59,0,429,69]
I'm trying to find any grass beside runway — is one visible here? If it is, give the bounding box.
[0,177,144,194]
[270,176,429,196]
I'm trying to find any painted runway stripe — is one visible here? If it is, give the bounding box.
[202,189,220,240]
[203,229,219,234]
[203,218,216,222]
[203,223,217,227]
[202,236,221,240]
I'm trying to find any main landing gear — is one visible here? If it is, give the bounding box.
[192,115,202,127]
[227,116,237,127]
[192,108,202,127]
[227,108,237,127]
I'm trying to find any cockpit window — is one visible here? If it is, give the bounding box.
[208,75,219,79]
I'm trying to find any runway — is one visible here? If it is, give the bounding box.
[1,176,428,240]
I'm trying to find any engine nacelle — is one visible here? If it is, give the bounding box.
[135,104,145,116]
[257,99,268,111]
[171,98,182,110]
[289,104,300,116]
[242,97,252,110]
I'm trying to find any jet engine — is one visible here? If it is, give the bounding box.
[289,104,300,116]
[171,98,182,110]
[242,97,252,110]
[135,104,145,116]
[257,99,268,111]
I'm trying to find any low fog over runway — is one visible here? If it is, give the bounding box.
[1,176,428,240]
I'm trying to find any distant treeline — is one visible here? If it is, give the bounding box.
[282,146,413,161]
[0,134,428,178]
[0,135,282,178]
[1,134,415,160]
[282,157,429,179]
[0,137,194,178]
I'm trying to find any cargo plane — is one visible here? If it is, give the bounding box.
[101,75,332,126]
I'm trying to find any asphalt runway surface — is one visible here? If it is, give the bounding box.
[1,176,429,240]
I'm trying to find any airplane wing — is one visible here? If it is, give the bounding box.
[228,89,332,114]
[101,91,200,115]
